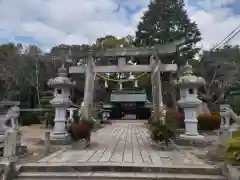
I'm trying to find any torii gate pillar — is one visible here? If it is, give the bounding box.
[82,57,95,120]
[151,56,165,123]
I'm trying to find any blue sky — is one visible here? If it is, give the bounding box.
[228,1,240,14]
[0,0,239,51]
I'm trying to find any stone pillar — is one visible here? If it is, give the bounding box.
[156,69,163,108]
[151,56,158,120]
[44,132,51,155]
[8,106,20,130]
[169,73,177,111]
[7,106,22,153]
[155,72,160,120]
[90,72,95,105]
[151,57,164,122]
[3,130,17,160]
[82,56,94,120]
[151,74,156,115]
[0,101,20,143]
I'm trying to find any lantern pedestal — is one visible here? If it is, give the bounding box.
[178,96,204,141]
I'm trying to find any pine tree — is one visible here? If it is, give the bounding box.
[135,0,201,64]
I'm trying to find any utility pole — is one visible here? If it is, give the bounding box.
[35,56,41,107]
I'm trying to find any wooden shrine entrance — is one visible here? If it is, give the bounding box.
[69,39,184,121]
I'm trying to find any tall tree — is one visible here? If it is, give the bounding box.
[94,35,134,49]
[134,0,201,64]
[193,45,240,109]
[0,44,39,105]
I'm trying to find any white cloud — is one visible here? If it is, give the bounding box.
[0,0,239,50]
[185,1,240,50]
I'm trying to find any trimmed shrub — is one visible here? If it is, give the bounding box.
[175,113,221,131]
[80,117,95,130]
[67,116,94,142]
[197,114,221,130]
[224,128,240,164]
[68,123,91,141]
[149,120,175,146]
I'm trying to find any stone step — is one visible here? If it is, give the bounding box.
[174,137,214,147]
[18,162,222,175]
[15,172,226,180]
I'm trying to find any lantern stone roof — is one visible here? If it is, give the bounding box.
[48,64,76,87]
[177,62,205,86]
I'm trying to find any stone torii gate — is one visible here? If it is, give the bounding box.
[69,40,184,120]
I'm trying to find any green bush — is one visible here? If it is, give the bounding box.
[68,123,91,142]
[19,112,41,126]
[148,109,177,145]
[224,128,240,164]
[230,96,240,115]
[149,120,175,146]
[197,114,221,130]
[165,109,178,131]
[80,117,95,130]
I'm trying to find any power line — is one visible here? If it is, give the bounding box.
[212,24,240,50]
[223,28,240,46]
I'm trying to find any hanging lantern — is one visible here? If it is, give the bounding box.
[104,80,108,88]
[134,79,138,87]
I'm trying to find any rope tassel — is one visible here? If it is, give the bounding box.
[96,72,148,82]
[134,79,138,87]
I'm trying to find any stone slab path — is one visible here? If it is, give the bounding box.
[38,122,211,167]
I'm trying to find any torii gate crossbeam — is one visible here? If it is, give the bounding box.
[69,41,182,120]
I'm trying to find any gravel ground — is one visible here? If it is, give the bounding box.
[17,125,59,163]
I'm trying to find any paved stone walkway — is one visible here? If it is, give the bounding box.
[38,122,211,167]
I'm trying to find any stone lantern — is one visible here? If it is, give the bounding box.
[176,62,205,140]
[48,64,76,142]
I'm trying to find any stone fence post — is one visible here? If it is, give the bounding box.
[44,132,51,155]
[3,130,17,160]
[1,130,18,180]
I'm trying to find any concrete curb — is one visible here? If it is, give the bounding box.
[221,164,240,180]
[18,162,222,175]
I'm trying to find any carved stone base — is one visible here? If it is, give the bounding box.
[180,134,204,140]
[50,132,69,140]
[175,134,205,146]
